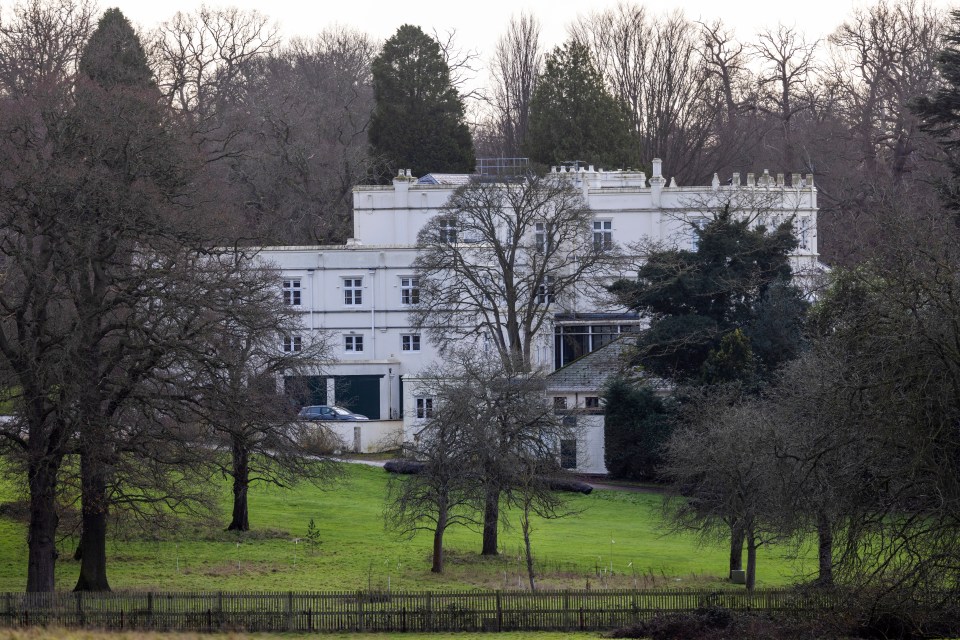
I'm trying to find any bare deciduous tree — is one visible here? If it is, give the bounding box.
[752,24,820,169]
[484,13,542,158]
[432,27,483,104]
[570,6,717,182]
[386,358,484,573]
[827,0,944,180]
[225,29,379,244]
[413,174,616,377]
[662,388,781,590]
[387,350,575,566]
[180,255,339,533]
[0,0,93,95]
[149,6,279,139]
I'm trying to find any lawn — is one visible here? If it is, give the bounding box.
[0,463,814,592]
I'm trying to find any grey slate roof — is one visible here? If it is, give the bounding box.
[546,337,671,393]
[416,173,474,186]
[546,338,632,393]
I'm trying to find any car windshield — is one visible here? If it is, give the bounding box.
[331,407,352,416]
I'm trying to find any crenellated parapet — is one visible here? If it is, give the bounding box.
[352,160,819,261]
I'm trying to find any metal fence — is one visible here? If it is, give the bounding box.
[0,588,844,633]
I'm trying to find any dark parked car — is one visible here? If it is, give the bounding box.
[297,405,369,421]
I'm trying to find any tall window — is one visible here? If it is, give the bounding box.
[401,334,421,351]
[593,220,612,251]
[438,218,457,243]
[555,324,634,369]
[282,279,301,306]
[535,222,554,254]
[344,335,363,352]
[560,439,577,469]
[400,277,420,305]
[416,397,434,419]
[282,335,302,353]
[344,278,363,305]
[690,218,708,250]
[537,276,555,304]
[799,217,810,250]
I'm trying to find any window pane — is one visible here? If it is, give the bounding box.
[560,439,577,469]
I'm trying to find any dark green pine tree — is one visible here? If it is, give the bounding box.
[602,378,671,481]
[369,24,475,177]
[79,8,152,89]
[915,10,960,215]
[525,41,637,169]
[609,206,806,385]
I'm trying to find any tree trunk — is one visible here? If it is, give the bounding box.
[816,510,834,587]
[227,440,250,531]
[26,459,60,593]
[729,520,744,575]
[431,504,447,573]
[521,506,536,591]
[745,527,758,591]
[481,487,500,556]
[74,439,111,592]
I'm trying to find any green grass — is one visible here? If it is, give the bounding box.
[0,464,814,592]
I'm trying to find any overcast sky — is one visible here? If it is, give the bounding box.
[111,0,956,56]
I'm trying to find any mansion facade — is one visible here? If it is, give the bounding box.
[261,160,819,473]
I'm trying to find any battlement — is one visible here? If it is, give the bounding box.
[549,158,814,191]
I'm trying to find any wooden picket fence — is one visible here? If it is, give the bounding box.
[0,588,844,633]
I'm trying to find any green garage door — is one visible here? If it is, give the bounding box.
[333,375,383,419]
[284,375,383,419]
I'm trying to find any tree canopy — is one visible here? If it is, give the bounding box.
[369,24,475,177]
[609,205,806,385]
[80,8,151,89]
[525,41,637,169]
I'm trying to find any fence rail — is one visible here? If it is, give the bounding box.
[0,588,844,633]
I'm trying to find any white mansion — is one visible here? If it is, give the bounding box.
[261,159,819,473]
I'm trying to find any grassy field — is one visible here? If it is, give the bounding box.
[0,463,814,592]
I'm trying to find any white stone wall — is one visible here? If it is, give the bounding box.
[352,166,818,273]
[322,420,403,454]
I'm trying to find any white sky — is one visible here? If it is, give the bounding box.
[113,0,956,58]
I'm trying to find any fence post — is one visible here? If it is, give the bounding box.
[286,591,294,632]
[147,592,153,629]
[75,591,84,627]
[496,591,502,632]
[356,590,364,632]
[425,592,432,632]
[563,592,570,631]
